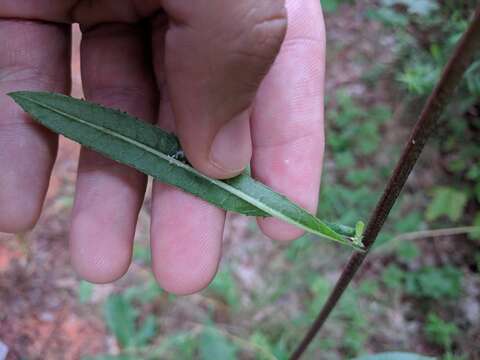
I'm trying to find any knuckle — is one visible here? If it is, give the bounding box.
[84,86,155,108]
[0,65,62,89]
[240,1,288,59]
[165,1,287,65]
[219,1,287,91]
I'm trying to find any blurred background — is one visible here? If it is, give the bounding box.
[0,1,479,359]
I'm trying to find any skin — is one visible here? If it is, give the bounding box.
[0,0,325,295]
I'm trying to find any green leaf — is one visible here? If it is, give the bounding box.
[396,242,420,261]
[382,265,405,290]
[308,277,331,317]
[394,211,423,233]
[426,187,468,222]
[398,63,440,95]
[207,269,240,310]
[132,243,151,265]
[354,352,435,360]
[249,332,276,360]
[366,8,408,27]
[320,0,352,13]
[104,294,137,348]
[9,91,362,250]
[320,0,338,13]
[198,329,237,360]
[77,280,93,304]
[150,331,197,359]
[133,315,157,347]
[425,313,459,349]
[123,279,163,304]
[404,266,462,300]
[465,60,480,96]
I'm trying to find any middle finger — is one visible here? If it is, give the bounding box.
[69,23,158,283]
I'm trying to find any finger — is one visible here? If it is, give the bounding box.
[0,20,70,233]
[160,0,287,178]
[251,0,326,241]
[69,24,158,283]
[150,17,226,295]
[151,183,226,295]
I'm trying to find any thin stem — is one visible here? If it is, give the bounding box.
[371,226,480,257]
[391,226,480,242]
[290,5,480,360]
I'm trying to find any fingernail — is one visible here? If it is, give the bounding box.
[209,110,252,174]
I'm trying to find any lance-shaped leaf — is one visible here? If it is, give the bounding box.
[8,91,364,250]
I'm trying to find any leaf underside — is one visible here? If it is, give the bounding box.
[8,91,364,250]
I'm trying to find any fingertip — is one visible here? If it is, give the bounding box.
[179,109,253,180]
[69,211,132,284]
[71,251,131,284]
[0,200,40,233]
[153,262,218,296]
[150,184,224,295]
[151,225,222,295]
[73,259,129,284]
[207,109,253,178]
[257,217,305,242]
[151,237,220,295]
[0,133,54,234]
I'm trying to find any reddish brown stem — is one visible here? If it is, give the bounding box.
[290,5,480,360]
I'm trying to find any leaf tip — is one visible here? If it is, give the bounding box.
[7,90,29,96]
[6,90,34,105]
[6,91,21,100]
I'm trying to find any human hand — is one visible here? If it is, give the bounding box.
[0,0,325,294]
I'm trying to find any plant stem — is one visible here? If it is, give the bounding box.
[290,5,480,360]
[389,226,480,243]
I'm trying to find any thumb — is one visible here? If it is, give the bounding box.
[160,0,287,178]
